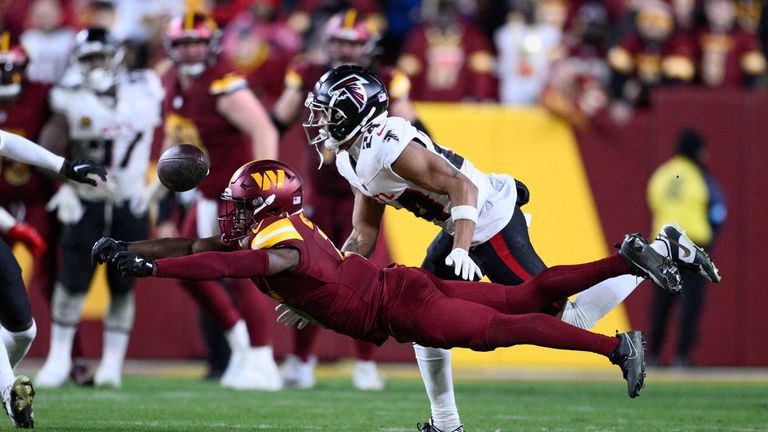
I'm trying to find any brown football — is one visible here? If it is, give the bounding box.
[157,144,209,192]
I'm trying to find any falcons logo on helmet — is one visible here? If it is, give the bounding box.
[328,74,368,112]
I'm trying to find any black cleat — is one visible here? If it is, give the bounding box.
[619,233,683,294]
[417,418,464,432]
[7,375,35,428]
[658,224,721,283]
[609,330,646,398]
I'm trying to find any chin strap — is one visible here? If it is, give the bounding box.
[314,144,324,170]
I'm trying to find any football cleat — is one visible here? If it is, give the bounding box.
[417,418,464,432]
[93,362,122,389]
[280,354,316,389]
[35,357,71,389]
[619,233,683,294]
[609,330,646,398]
[221,347,282,391]
[657,224,721,283]
[6,375,35,428]
[352,360,384,391]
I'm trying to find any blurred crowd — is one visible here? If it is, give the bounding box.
[3,0,767,128]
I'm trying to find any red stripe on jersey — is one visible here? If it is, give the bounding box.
[489,234,532,281]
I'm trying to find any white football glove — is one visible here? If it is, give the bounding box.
[46,183,85,225]
[275,304,309,330]
[444,247,483,281]
[129,187,152,218]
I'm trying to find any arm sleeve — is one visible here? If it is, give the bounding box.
[155,249,270,280]
[0,129,65,173]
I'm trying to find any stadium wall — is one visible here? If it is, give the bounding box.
[21,88,767,366]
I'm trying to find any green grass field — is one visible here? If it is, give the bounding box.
[18,373,768,431]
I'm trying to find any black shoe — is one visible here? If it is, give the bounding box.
[609,330,646,398]
[7,375,35,428]
[71,358,94,387]
[619,233,683,294]
[658,224,721,283]
[417,418,464,432]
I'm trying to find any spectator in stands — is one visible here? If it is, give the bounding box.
[646,129,726,368]
[397,0,496,102]
[693,0,766,88]
[221,0,301,106]
[607,0,694,121]
[541,1,611,129]
[494,0,562,106]
[21,0,76,84]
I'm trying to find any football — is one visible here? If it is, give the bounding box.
[157,144,209,192]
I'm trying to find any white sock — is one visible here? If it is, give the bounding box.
[413,344,461,431]
[0,320,36,368]
[100,330,130,373]
[0,343,14,407]
[562,275,641,329]
[47,323,77,365]
[224,320,250,355]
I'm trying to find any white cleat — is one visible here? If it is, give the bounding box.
[35,357,71,388]
[221,346,282,391]
[93,363,122,388]
[658,224,721,283]
[280,354,316,389]
[219,349,245,387]
[352,360,384,391]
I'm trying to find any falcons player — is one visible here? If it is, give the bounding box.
[35,27,164,389]
[302,65,720,432]
[159,12,281,390]
[0,129,106,428]
[270,8,419,390]
[92,160,685,403]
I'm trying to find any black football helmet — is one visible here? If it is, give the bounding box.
[73,27,124,92]
[303,65,389,153]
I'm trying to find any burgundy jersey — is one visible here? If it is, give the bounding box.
[607,32,696,85]
[161,61,253,199]
[245,212,391,345]
[397,22,497,102]
[285,58,412,196]
[693,26,766,88]
[0,81,54,204]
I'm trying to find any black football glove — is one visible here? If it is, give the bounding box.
[113,251,155,277]
[91,237,127,266]
[60,159,107,186]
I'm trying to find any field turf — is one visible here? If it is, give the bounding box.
[18,373,768,431]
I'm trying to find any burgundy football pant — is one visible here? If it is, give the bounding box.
[386,255,630,355]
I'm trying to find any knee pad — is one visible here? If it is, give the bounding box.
[104,293,135,333]
[51,282,87,326]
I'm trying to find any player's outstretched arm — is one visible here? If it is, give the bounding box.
[0,129,106,185]
[112,247,300,279]
[342,188,385,258]
[91,235,228,266]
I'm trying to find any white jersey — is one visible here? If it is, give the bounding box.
[50,69,164,202]
[336,117,518,245]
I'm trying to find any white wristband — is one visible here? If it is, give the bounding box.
[450,205,478,223]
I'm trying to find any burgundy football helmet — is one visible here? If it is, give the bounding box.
[166,12,222,77]
[0,32,29,100]
[324,9,378,67]
[219,160,304,244]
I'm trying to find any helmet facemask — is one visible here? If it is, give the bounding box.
[75,45,124,93]
[303,94,350,155]
[219,188,277,244]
